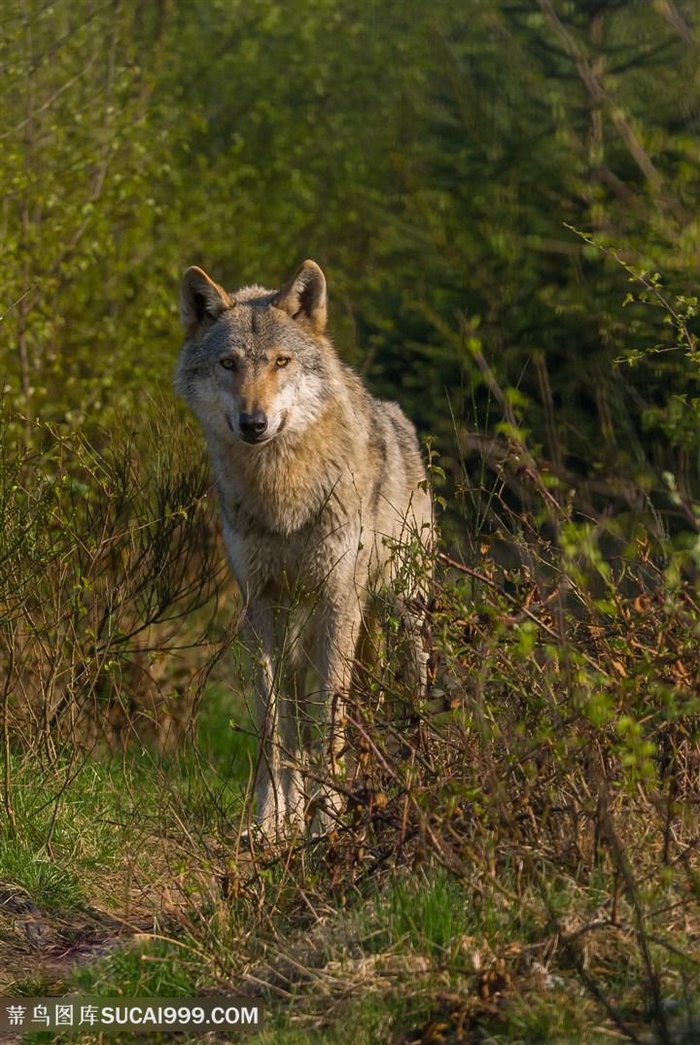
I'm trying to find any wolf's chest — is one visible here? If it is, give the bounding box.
[215,445,366,594]
[223,513,360,598]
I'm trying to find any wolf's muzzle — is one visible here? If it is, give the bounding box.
[239,411,269,443]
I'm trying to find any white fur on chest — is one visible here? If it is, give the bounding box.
[221,494,364,600]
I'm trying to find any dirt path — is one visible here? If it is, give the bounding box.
[0,881,144,994]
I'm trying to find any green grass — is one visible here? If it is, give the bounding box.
[71,939,198,998]
[357,866,483,960]
[0,679,255,931]
[0,840,85,912]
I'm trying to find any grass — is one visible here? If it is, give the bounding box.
[357,866,492,960]
[0,682,256,998]
[0,840,85,913]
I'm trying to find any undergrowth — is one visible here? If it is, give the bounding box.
[0,294,699,1044]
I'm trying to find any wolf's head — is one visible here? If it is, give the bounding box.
[175,260,337,445]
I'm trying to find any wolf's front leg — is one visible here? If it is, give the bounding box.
[310,601,363,832]
[244,601,288,838]
[277,659,308,830]
[251,645,284,837]
[248,607,308,839]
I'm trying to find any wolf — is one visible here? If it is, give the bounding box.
[175,259,432,837]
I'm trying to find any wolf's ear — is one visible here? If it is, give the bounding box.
[179,267,230,338]
[273,260,327,334]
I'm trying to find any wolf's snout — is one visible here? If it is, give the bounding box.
[239,411,269,442]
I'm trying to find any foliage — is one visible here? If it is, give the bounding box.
[0,404,224,835]
[0,1,184,430]
[2,0,698,509]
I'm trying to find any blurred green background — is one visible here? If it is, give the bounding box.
[2,0,698,519]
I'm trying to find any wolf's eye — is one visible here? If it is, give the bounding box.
[275,356,291,368]
[220,358,237,370]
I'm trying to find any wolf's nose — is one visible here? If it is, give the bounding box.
[239,411,268,440]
